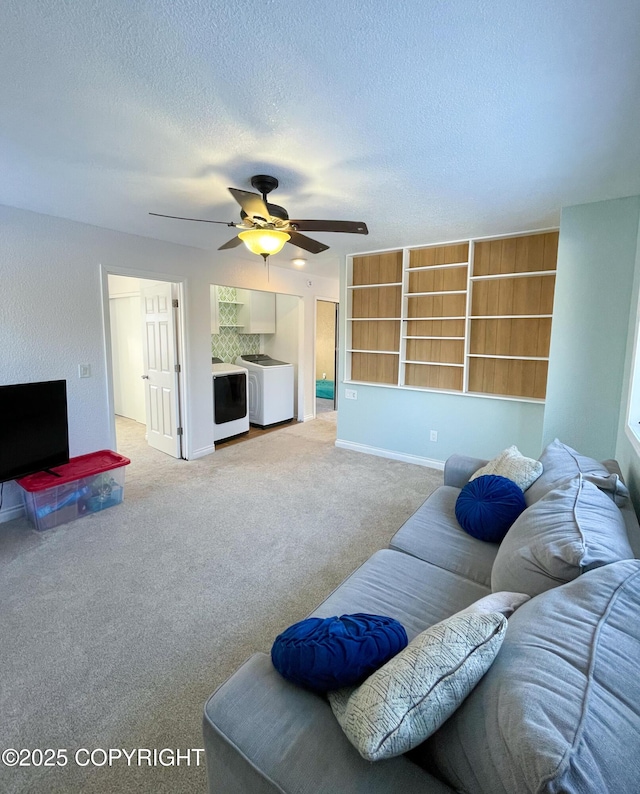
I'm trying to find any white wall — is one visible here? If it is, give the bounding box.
[109,293,146,423]
[0,204,338,522]
[108,274,140,297]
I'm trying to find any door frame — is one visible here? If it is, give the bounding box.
[100,264,189,459]
[313,296,339,418]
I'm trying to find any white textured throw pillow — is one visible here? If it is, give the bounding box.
[469,445,543,491]
[328,612,507,761]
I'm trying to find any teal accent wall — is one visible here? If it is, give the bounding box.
[543,196,640,460]
[615,209,640,506]
[336,384,545,461]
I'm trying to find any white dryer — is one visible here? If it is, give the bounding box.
[236,354,294,427]
[212,360,249,442]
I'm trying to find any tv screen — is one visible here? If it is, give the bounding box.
[0,380,70,483]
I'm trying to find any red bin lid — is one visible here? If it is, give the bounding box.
[17,450,130,492]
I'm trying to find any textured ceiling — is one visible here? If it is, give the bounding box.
[1,0,640,278]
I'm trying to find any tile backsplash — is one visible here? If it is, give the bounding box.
[211,286,260,363]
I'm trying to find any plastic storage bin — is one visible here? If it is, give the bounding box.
[17,450,131,531]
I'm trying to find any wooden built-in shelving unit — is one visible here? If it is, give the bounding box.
[346,230,558,402]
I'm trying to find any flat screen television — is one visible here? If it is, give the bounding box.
[0,380,70,483]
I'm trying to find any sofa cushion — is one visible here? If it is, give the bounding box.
[329,612,507,761]
[469,445,543,491]
[525,438,628,506]
[310,549,490,642]
[271,613,407,692]
[203,652,453,794]
[491,475,633,597]
[457,590,530,617]
[389,486,499,587]
[455,475,526,543]
[422,559,640,794]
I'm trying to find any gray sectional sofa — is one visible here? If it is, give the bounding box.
[203,447,640,793]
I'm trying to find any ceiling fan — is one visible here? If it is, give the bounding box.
[150,174,369,262]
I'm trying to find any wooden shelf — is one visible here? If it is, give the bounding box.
[470,271,555,280]
[346,230,557,399]
[348,348,399,355]
[468,357,548,400]
[405,338,464,365]
[352,251,402,286]
[349,282,403,289]
[471,275,555,317]
[403,360,464,367]
[351,284,401,319]
[409,243,470,269]
[469,317,552,358]
[408,265,467,294]
[405,363,463,391]
[472,233,558,276]
[403,335,464,340]
[470,314,553,320]
[468,354,549,361]
[350,319,400,352]
[405,290,467,297]
[407,293,467,318]
[351,351,399,385]
[409,262,468,271]
[403,316,466,321]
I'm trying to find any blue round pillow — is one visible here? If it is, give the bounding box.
[455,474,526,543]
[271,613,407,692]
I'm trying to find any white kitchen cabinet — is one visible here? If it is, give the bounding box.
[236,289,276,334]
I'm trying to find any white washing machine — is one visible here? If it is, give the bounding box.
[212,360,250,442]
[236,354,294,427]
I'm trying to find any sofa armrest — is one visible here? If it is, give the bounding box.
[203,652,453,794]
[443,454,488,488]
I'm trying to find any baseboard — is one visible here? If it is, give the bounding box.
[0,504,26,524]
[189,444,215,460]
[303,413,315,422]
[335,439,445,470]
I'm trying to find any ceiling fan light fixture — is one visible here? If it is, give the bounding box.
[238,228,290,258]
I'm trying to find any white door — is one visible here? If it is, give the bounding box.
[141,280,182,458]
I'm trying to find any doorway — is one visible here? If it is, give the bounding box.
[210,284,303,444]
[107,274,185,459]
[315,299,338,415]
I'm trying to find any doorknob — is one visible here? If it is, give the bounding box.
[141,375,149,379]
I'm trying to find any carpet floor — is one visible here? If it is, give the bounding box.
[0,414,443,793]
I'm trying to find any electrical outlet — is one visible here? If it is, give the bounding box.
[430,430,438,442]
[345,388,358,400]
[78,364,91,378]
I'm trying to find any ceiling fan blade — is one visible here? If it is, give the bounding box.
[287,231,330,254]
[287,220,369,234]
[228,188,271,223]
[218,236,243,250]
[149,212,235,226]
